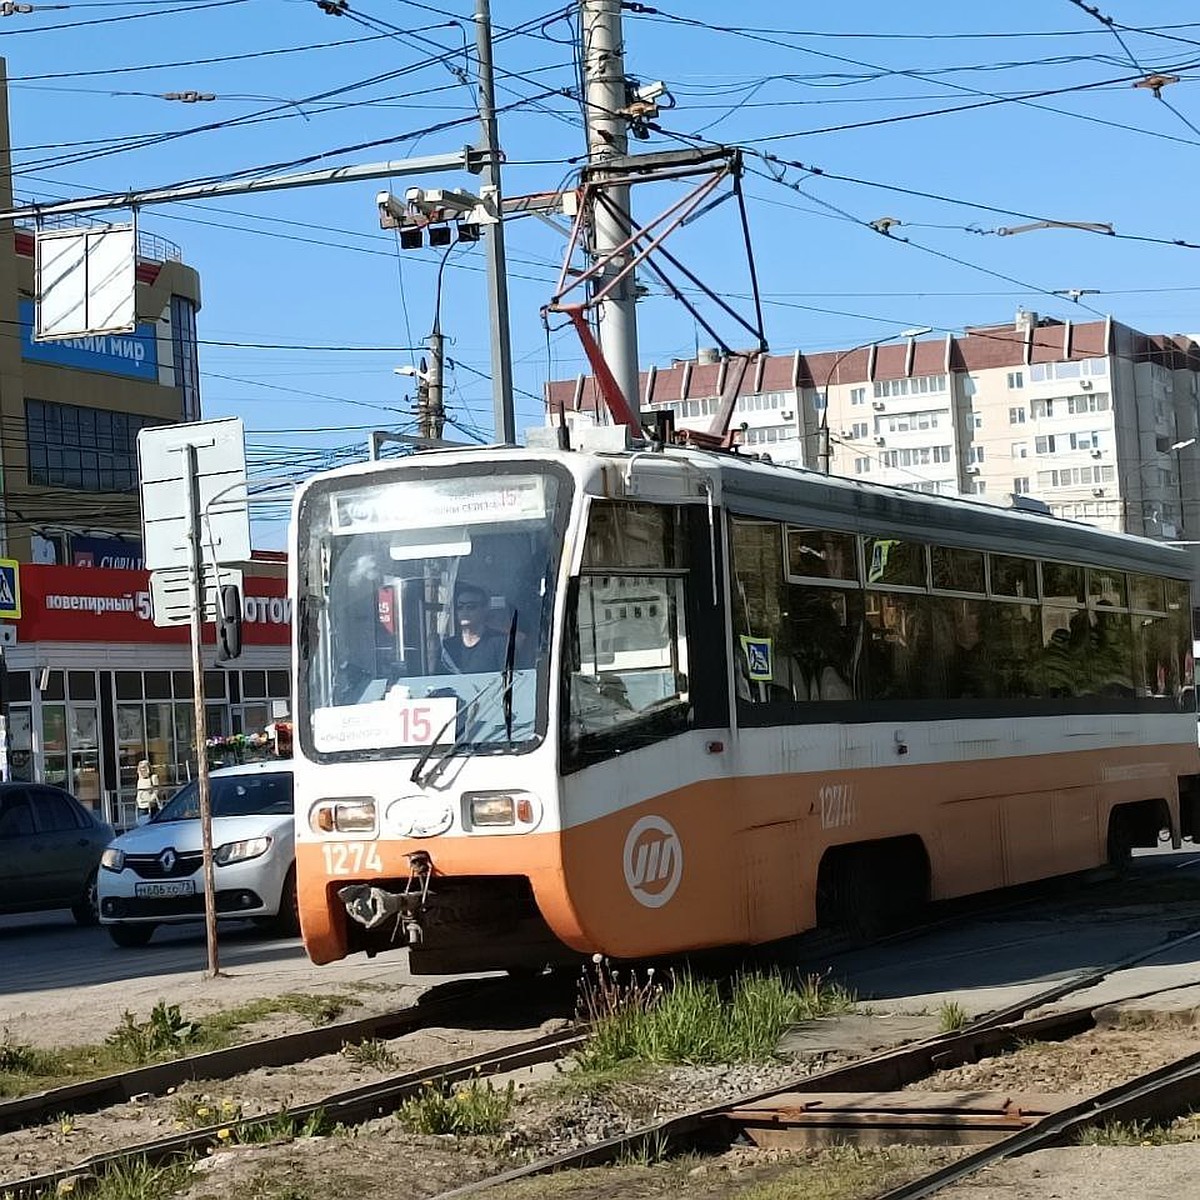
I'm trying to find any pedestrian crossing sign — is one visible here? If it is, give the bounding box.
[0,559,21,620]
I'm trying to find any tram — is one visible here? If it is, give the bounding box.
[291,436,1200,972]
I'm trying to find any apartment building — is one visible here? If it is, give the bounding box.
[544,312,1200,541]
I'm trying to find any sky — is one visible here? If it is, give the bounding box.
[5,0,1200,546]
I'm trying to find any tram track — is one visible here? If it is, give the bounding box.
[428,924,1200,1199]
[9,923,1200,1200]
[0,975,529,1135]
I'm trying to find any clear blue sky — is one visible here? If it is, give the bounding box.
[5,1,1200,544]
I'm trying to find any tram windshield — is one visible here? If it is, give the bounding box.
[297,466,571,761]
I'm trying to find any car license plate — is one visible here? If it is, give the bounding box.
[134,880,195,899]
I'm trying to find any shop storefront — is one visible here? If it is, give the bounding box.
[5,564,290,829]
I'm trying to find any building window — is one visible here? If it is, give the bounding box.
[170,295,201,422]
[1069,430,1102,451]
[1032,398,1055,419]
[932,445,951,463]
[1035,435,1057,454]
[850,387,866,406]
[1066,393,1110,414]
[968,446,985,464]
[26,399,165,493]
[1030,358,1108,383]
[1014,477,1031,494]
[873,375,947,398]
[1012,442,1029,459]
[854,457,871,474]
[1009,407,1026,425]
[851,422,868,439]
[973,412,984,429]
[1008,371,1024,389]
[971,480,987,495]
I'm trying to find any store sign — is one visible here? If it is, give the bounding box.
[71,535,144,570]
[17,564,289,645]
[18,299,160,382]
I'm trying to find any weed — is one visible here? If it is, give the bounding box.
[277,994,348,1026]
[85,1157,191,1200]
[576,960,856,1071]
[54,1112,76,1136]
[1079,1114,1200,1146]
[172,1095,243,1129]
[936,1000,970,1033]
[398,1079,515,1136]
[106,1003,199,1064]
[613,1130,671,1168]
[0,1034,62,1085]
[232,1107,334,1144]
[341,1038,399,1070]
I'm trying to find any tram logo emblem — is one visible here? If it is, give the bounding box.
[623,815,683,909]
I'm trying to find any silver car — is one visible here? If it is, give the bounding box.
[98,761,295,948]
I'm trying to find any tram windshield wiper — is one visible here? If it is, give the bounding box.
[410,614,521,787]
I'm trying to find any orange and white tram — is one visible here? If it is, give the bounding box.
[291,442,1200,972]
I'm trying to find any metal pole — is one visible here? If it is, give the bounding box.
[473,0,515,444]
[185,443,219,978]
[1178,448,1186,538]
[427,330,445,439]
[581,0,640,414]
[0,150,479,223]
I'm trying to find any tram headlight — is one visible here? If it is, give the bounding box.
[464,790,539,829]
[309,799,377,834]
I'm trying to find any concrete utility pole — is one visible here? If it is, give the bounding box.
[427,329,445,439]
[474,0,516,443]
[581,0,641,415]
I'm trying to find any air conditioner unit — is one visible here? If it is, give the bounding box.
[1092,487,1105,497]
[782,410,795,420]
[872,400,886,410]
[967,464,981,474]
[875,436,886,445]
[1090,449,1102,458]
[839,429,853,439]
[1080,379,1093,390]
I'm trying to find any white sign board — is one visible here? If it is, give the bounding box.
[149,565,244,628]
[138,418,251,573]
[35,224,137,341]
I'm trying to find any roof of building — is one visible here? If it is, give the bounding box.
[543,314,1200,416]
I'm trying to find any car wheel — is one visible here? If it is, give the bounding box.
[269,866,300,936]
[107,923,156,948]
[71,870,100,927]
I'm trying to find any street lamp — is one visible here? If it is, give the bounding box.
[818,326,933,474]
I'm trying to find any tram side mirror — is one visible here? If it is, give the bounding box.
[216,584,243,662]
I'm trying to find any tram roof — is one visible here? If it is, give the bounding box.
[300,444,1190,578]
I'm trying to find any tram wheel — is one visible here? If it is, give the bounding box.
[816,846,888,941]
[1106,807,1136,876]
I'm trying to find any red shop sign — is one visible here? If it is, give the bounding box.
[16,565,291,646]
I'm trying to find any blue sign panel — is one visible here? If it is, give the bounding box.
[19,299,159,382]
[0,558,20,620]
[71,535,144,570]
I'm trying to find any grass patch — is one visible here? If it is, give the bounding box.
[1079,1113,1200,1146]
[0,992,362,1101]
[397,1079,515,1136]
[936,1000,970,1033]
[575,960,855,1072]
[76,1157,191,1200]
[172,1094,244,1129]
[231,1107,335,1144]
[734,1144,935,1200]
[341,1038,400,1071]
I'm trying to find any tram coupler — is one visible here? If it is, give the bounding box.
[338,851,435,944]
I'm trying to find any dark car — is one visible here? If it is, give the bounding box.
[0,783,114,924]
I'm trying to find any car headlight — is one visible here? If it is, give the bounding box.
[100,847,125,872]
[214,836,272,866]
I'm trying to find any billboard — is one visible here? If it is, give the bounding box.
[18,299,159,382]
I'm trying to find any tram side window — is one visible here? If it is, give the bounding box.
[565,502,692,758]
[864,592,935,699]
